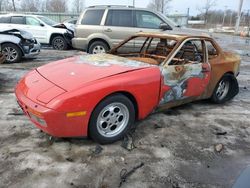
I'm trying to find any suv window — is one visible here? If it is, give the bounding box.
[11,16,25,24]
[0,16,11,23]
[11,16,24,24]
[81,9,104,25]
[105,10,133,27]
[135,10,163,29]
[26,17,41,26]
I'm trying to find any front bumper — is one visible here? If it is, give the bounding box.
[72,38,88,50]
[23,42,41,58]
[15,79,89,137]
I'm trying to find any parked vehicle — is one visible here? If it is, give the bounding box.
[15,33,240,144]
[0,52,5,64]
[63,18,78,25]
[72,5,186,54]
[0,28,40,63]
[0,14,74,50]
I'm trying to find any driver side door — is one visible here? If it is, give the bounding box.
[159,39,211,107]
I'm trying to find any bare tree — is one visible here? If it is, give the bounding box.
[198,0,216,23]
[46,0,67,12]
[20,0,40,12]
[72,0,85,13]
[147,0,172,14]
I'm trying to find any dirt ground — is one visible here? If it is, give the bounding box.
[0,34,250,188]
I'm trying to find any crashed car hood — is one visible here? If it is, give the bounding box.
[37,54,152,91]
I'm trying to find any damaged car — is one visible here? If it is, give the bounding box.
[0,14,74,50]
[15,33,240,144]
[0,28,40,63]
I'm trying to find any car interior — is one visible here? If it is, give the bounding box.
[111,36,205,66]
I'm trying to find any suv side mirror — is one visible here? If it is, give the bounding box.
[159,23,172,31]
[40,23,45,27]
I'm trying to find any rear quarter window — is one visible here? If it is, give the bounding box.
[81,9,104,25]
[11,16,25,24]
[0,16,11,23]
[206,40,218,59]
[105,10,133,27]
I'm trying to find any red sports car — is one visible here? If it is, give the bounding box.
[15,33,240,144]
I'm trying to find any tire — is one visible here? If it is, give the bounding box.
[89,94,135,144]
[211,73,239,104]
[88,41,109,54]
[51,36,68,50]
[2,43,22,63]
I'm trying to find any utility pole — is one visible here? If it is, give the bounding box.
[235,0,244,34]
[222,6,227,27]
[12,0,16,11]
[133,0,135,7]
[161,0,164,14]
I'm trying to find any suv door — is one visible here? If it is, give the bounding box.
[24,16,47,43]
[103,9,138,47]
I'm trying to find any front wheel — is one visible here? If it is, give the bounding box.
[51,36,68,50]
[88,41,109,54]
[89,94,135,144]
[2,43,22,63]
[211,73,239,103]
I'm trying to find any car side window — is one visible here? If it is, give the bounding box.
[135,10,163,29]
[169,40,204,65]
[26,17,41,26]
[205,40,218,59]
[81,9,104,25]
[11,16,25,24]
[0,16,11,23]
[105,10,133,27]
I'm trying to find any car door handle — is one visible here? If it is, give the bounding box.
[104,28,112,32]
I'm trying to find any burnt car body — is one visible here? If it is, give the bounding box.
[15,33,240,144]
[0,28,40,63]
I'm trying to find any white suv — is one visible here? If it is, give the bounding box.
[0,14,74,50]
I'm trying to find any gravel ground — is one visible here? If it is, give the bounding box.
[0,35,250,188]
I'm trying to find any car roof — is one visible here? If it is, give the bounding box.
[0,13,39,17]
[134,32,212,42]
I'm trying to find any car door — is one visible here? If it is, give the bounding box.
[159,39,211,106]
[103,9,138,48]
[24,16,47,43]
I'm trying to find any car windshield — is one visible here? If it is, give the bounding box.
[110,35,177,65]
[38,16,58,26]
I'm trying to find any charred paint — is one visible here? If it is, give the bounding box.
[77,54,154,68]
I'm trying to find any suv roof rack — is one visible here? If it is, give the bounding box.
[88,5,134,8]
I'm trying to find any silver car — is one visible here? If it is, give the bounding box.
[73,5,184,54]
[0,28,40,63]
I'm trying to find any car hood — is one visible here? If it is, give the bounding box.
[36,54,153,91]
[0,28,34,40]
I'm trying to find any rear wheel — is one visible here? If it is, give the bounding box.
[88,41,109,54]
[2,43,22,63]
[211,73,239,103]
[51,36,68,50]
[89,94,135,144]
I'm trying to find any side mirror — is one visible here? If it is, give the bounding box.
[159,23,172,31]
[40,23,45,27]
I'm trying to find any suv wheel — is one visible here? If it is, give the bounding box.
[52,36,68,50]
[89,41,109,54]
[2,43,22,63]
